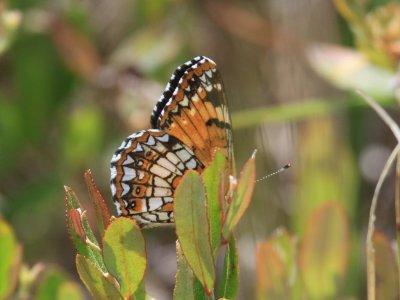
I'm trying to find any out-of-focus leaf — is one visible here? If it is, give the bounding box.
[217,236,238,300]
[256,241,286,299]
[294,118,357,235]
[35,266,79,300]
[84,169,111,238]
[256,229,301,300]
[35,268,67,300]
[13,33,74,142]
[308,43,394,99]
[299,201,349,299]
[173,242,206,300]
[57,281,84,300]
[0,218,21,299]
[102,217,146,298]
[0,6,22,56]
[110,26,182,76]
[64,186,106,273]
[50,18,101,80]
[62,105,104,169]
[174,171,215,294]
[202,151,227,256]
[76,254,122,300]
[222,151,256,239]
[374,232,399,299]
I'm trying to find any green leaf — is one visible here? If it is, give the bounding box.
[133,280,148,300]
[64,186,107,273]
[173,243,206,300]
[299,201,349,299]
[217,236,238,300]
[174,171,215,294]
[84,169,111,238]
[0,218,21,299]
[222,151,256,239]
[202,151,227,256]
[102,217,147,298]
[256,229,301,300]
[35,268,68,300]
[57,281,85,300]
[76,254,122,300]
[374,232,399,299]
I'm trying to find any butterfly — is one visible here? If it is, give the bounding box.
[110,56,233,227]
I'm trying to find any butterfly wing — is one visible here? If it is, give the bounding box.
[151,56,234,168]
[110,129,203,226]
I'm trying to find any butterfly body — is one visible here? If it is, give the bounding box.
[111,56,233,227]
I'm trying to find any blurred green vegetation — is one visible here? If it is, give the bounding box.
[1,0,400,299]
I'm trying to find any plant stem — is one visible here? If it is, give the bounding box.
[231,96,395,129]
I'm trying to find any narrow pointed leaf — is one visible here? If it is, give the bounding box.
[174,171,215,293]
[299,201,349,299]
[202,151,227,256]
[0,218,20,299]
[217,236,238,299]
[374,232,399,299]
[64,186,107,272]
[102,217,146,298]
[76,254,122,299]
[223,151,256,239]
[84,169,111,237]
[174,243,206,300]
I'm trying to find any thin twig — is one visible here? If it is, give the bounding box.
[366,144,400,300]
[356,90,400,300]
[396,154,400,293]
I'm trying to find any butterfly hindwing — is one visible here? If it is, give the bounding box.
[110,129,203,226]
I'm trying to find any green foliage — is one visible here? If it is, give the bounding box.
[65,173,148,299]
[217,236,239,300]
[256,202,350,299]
[202,150,227,256]
[35,268,85,300]
[76,254,121,299]
[299,202,349,299]
[64,186,107,273]
[173,243,206,300]
[102,217,146,298]
[174,170,215,294]
[0,217,20,299]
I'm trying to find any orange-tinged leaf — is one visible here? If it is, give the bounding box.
[299,201,349,299]
[374,232,399,299]
[84,169,111,236]
[50,18,101,80]
[222,151,256,239]
[64,186,106,272]
[256,229,299,300]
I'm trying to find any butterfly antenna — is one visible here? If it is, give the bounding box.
[256,163,291,182]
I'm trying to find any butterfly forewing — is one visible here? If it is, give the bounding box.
[111,56,233,227]
[151,56,233,167]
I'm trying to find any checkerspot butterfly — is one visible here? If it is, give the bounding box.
[110,56,233,227]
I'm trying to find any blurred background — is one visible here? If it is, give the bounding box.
[1,0,400,299]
